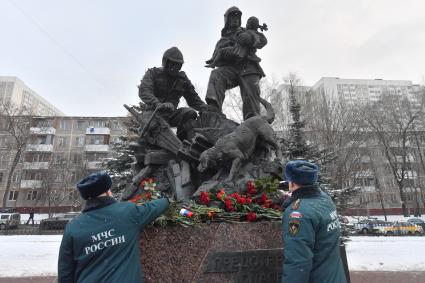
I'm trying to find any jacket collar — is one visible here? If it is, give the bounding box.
[283,184,321,210]
[83,196,117,213]
[291,184,321,200]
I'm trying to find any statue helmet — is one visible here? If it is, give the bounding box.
[162,47,184,67]
[223,6,242,27]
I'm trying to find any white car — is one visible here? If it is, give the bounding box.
[0,213,21,230]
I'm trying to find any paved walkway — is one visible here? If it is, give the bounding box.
[350,271,425,283]
[1,272,425,283]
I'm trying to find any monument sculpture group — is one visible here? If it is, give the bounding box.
[122,6,283,203]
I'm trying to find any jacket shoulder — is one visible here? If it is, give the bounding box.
[143,67,162,77]
[177,71,189,80]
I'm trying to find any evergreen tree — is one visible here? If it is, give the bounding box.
[283,73,312,160]
[105,105,140,198]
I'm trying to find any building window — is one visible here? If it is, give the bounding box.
[37,119,53,128]
[74,136,84,147]
[0,155,8,166]
[89,120,105,128]
[12,172,20,183]
[8,191,18,201]
[0,172,3,182]
[31,153,50,162]
[88,135,103,145]
[27,190,38,200]
[25,172,42,180]
[57,137,67,147]
[59,120,69,130]
[76,120,86,130]
[53,154,64,164]
[111,120,122,130]
[72,154,82,165]
[0,136,9,149]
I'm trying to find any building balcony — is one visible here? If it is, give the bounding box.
[26,144,54,152]
[20,180,43,189]
[86,161,103,170]
[23,162,49,170]
[84,144,109,152]
[30,127,56,135]
[86,127,110,135]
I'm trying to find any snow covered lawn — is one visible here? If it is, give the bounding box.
[0,235,424,277]
[347,236,425,271]
[0,235,62,277]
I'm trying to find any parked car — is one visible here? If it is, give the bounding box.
[0,213,21,230]
[39,212,80,230]
[354,219,390,234]
[407,218,425,231]
[379,221,423,236]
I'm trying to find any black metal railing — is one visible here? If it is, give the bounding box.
[0,220,64,235]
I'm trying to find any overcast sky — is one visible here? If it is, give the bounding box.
[1,0,424,116]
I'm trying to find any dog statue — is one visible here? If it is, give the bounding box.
[197,97,280,182]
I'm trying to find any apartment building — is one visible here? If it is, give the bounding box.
[312,77,421,106]
[307,77,425,215]
[0,116,127,213]
[0,76,64,116]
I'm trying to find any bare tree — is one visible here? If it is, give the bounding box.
[0,102,33,209]
[362,92,422,216]
[302,87,366,215]
[40,158,69,216]
[220,77,284,124]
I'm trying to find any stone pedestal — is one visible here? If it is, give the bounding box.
[139,222,283,282]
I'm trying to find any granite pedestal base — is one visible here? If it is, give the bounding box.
[139,222,283,283]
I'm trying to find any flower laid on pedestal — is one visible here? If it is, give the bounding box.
[128,177,284,226]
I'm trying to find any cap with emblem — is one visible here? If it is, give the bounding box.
[76,171,112,200]
[284,160,318,185]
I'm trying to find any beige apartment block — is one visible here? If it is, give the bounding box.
[0,116,127,213]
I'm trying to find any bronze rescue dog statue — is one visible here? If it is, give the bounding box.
[197,97,279,182]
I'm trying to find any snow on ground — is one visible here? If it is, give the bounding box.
[0,235,62,277]
[0,234,425,277]
[347,236,425,271]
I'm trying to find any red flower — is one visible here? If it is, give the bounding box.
[217,189,226,200]
[145,191,152,200]
[139,180,145,188]
[231,192,240,199]
[261,193,272,208]
[246,181,257,195]
[129,194,142,203]
[200,192,210,205]
[246,197,252,205]
[237,197,246,205]
[261,193,268,203]
[247,212,257,222]
[225,197,234,211]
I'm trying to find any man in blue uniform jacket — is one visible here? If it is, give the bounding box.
[57,171,169,283]
[282,160,347,283]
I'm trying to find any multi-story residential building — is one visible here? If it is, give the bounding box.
[0,116,127,213]
[0,76,64,116]
[312,77,421,106]
[307,77,425,216]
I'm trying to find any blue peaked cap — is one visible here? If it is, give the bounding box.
[284,160,318,185]
[76,171,112,200]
